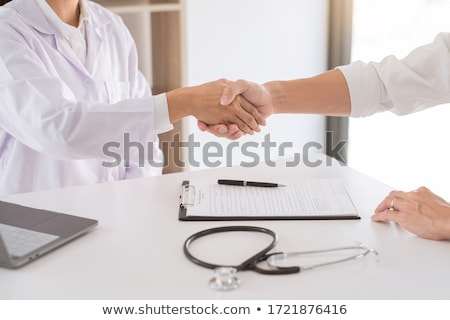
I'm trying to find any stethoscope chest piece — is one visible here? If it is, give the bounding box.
[209,267,240,291]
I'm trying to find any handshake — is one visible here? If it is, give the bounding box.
[166,70,350,140]
[166,78,275,140]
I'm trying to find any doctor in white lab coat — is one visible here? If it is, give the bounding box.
[0,0,262,195]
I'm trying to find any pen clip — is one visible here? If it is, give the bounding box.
[181,184,196,208]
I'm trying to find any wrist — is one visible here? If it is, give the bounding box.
[166,87,197,123]
[263,81,283,114]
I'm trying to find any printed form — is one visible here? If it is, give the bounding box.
[182,179,359,219]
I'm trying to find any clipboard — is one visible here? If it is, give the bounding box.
[179,179,360,221]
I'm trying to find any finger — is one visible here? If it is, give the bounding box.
[374,195,396,213]
[205,124,228,137]
[215,127,244,140]
[197,120,239,139]
[236,111,259,133]
[227,109,255,135]
[220,79,250,106]
[204,124,241,139]
[372,209,444,240]
[226,125,244,140]
[197,120,207,132]
[239,96,266,127]
[223,124,240,138]
[372,208,412,226]
[375,190,414,213]
[199,121,224,135]
[371,209,401,223]
[229,98,260,134]
[229,130,244,140]
[388,189,434,213]
[388,190,411,201]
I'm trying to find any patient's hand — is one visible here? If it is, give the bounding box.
[372,186,450,240]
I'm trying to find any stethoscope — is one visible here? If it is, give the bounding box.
[183,226,378,290]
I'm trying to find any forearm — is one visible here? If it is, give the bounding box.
[167,84,228,123]
[264,69,351,116]
[166,86,196,123]
[167,80,263,134]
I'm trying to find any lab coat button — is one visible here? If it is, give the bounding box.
[83,78,94,88]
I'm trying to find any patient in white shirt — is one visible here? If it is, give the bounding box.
[201,33,450,241]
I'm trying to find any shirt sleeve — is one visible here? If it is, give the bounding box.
[337,32,450,117]
[153,93,172,133]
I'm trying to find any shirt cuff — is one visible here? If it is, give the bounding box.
[337,61,383,118]
[153,93,173,133]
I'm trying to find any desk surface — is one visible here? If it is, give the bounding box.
[1,156,450,300]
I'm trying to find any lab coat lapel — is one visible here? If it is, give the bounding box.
[53,36,89,74]
[84,0,111,74]
[16,0,89,76]
[85,23,105,74]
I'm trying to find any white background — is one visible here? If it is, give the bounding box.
[184,0,329,169]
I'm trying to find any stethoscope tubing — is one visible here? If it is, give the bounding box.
[184,226,377,278]
[183,225,282,273]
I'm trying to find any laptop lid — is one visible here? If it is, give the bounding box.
[0,200,97,268]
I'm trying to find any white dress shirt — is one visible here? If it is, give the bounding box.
[338,32,450,117]
[0,0,172,195]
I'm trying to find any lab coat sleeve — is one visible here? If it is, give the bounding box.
[0,75,163,161]
[123,25,172,133]
[337,32,450,117]
[0,17,169,161]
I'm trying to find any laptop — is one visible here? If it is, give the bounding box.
[0,200,97,268]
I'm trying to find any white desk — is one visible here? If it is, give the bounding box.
[1,156,450,300]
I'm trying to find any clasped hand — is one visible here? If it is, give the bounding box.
[196,79,273,140]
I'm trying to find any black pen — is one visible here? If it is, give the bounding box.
[217,179,286,188]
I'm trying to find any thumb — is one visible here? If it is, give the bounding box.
[220,79,249,106]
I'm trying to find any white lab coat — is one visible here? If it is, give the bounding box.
[0,0,172,195]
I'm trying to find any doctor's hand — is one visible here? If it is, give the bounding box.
[198,79,274,140]
[167,79,265,135]
[372,187,450,241]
